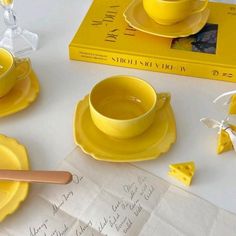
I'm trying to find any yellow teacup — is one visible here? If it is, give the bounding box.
[143,0,208,25]
[0,48,31,97]
[89,75,169,139]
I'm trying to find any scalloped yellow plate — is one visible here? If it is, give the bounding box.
[0,70,40,118]
[0,134,29,222]
[123,0,210,38]
[73,95,176,162]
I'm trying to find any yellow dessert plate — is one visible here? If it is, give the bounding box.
[123,0,210,38]
[0,134,29,222]
[0,70,40,118]
[73,95,176,162]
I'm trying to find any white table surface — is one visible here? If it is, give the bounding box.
[1,0,236,218]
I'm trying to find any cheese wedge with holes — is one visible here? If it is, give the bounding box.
[168,161,195,186]
[229,95,236,115]
[217,125,236,154]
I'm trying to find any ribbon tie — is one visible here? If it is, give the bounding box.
[200,117,236,153]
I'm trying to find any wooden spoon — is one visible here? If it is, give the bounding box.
[0,170,72,184]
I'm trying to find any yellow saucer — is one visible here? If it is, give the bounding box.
[0,70,40,118]
[73,95,176,162]
[0,134,29,222]
[124,0,210,38]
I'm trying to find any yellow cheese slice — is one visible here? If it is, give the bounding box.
[168,161,195,186]
[229,95,236,115]
[217,125,236,154]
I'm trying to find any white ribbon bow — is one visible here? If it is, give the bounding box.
[200,117,236,151]
[213,90,236,105]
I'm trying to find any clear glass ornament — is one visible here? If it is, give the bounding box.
[0,0,39,56]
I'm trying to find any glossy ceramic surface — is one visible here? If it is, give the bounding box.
[89,76,158,139]
[74,95,176,162]
[143,0,208,25]
[0,48,31,97]
[0,70,39,118]
[0,134,29,222]
[124,0,210,38]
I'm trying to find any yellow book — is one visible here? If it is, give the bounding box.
[69,0,236,82]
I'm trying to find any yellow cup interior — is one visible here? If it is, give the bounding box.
[90,76,156,120]
[0,48,13,77]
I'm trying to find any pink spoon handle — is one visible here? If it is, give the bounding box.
[0,170,72,184]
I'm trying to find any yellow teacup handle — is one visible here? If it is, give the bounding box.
[156,92,171,111]
[192,0,208,14]
[15,57,31,80]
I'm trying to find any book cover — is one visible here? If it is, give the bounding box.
[69,0,236,82]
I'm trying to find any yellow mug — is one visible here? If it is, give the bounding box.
[89,75,170,139]
[0,48,31,97]
[143,0,208,25]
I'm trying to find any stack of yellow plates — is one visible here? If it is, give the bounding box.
[0,134,29,222]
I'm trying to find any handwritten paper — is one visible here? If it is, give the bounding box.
[1,148,236,235]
